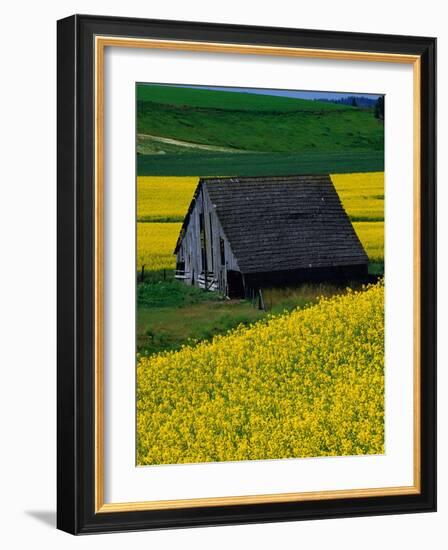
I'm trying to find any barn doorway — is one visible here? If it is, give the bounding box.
[227,270,245,299]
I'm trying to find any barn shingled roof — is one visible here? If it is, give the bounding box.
[199,175,368,274]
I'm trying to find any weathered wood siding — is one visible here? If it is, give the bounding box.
[176,183,239,295]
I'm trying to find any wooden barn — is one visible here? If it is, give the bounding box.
[174,175,368,298]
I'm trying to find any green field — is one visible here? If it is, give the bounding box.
[137,85,384,176]
[137,85,351,112]
[137,150,384,177]
[137,279,362,356]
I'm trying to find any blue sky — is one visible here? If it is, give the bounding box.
[169,84,381,101]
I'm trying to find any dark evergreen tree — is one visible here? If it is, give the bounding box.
[375,96,384,120]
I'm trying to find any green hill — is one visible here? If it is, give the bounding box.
[137,84,352,112]
[136,85,384,176]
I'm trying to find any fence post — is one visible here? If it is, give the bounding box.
[258,288,265,311]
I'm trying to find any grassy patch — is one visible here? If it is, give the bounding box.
[136,86,383,154]
[137,278,222,309]
[368,261,385,276]
[137,84,354,112]
[261,283,360,313]
[137,150,384,177]
[137,106,383,154]
[136,278,364,356]
[137,135,195,155]
[137,299,266,356]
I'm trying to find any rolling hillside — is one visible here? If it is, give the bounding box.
[137,84,352,112]
[136,85,384,176]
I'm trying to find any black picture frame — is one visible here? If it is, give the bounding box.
[57,14,436,535]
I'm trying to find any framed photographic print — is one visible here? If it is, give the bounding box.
[57,14,436,534]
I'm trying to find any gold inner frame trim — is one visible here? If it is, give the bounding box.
[94,35,421,514]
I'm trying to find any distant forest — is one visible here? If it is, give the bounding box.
[317,95,376,107]
[317,95,384,120]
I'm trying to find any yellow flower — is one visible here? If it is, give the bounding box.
[137,282,385,465]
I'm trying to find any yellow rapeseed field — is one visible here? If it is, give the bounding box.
[137,222,181,271]
[331,172,384,222]
[137,172,384,222]
[137,176,198,222]
[136,173,385,269]
[352,221,384,263]
[137,282,384,465]
[331,172,384,261]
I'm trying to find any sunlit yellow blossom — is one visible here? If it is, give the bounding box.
[137,176,198,222]
[137,282,384,465]
[331,172,384,222]
[137,222,181,271]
